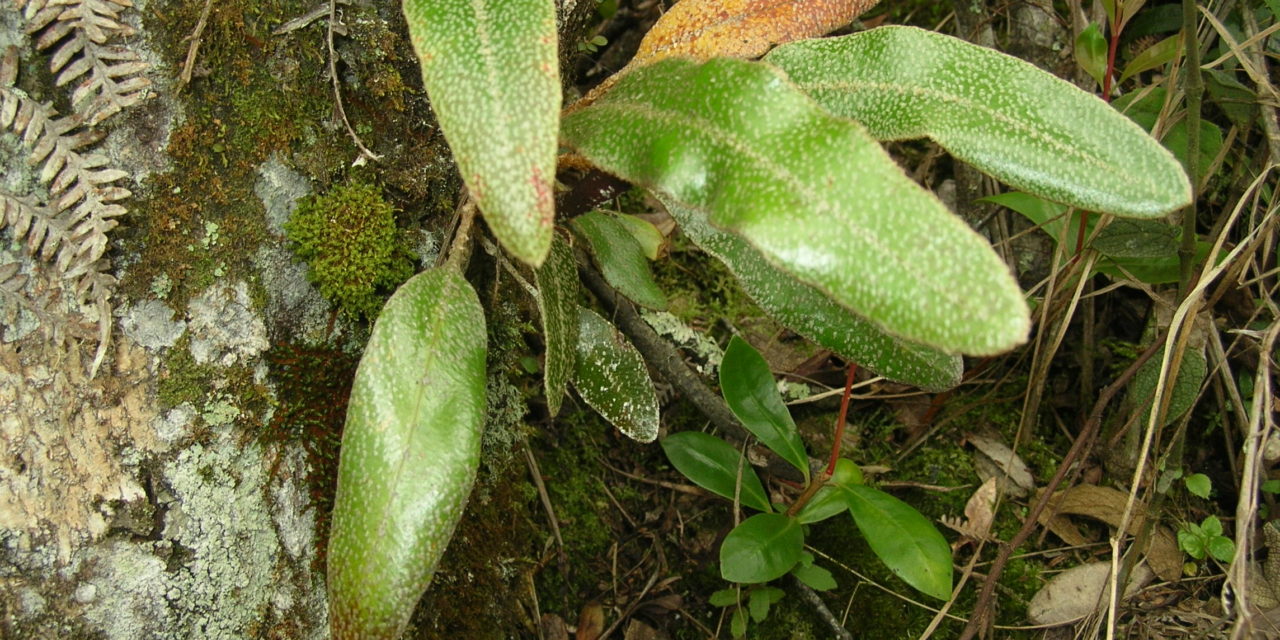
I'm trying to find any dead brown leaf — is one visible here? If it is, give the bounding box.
[1035,484,1182,581]
[576,602,605,640]
[941,477,997,547]
[633,0,880,66]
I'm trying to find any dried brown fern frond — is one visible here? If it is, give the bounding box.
[16,0,151,125]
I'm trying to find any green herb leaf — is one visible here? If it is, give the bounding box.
[730,605,749,638]
[795,486,848,524]
[766,26,1192,218]
[1126,345,1207,427]
[1114,88,1223,184]
[720,336,809,478]
[571,211,668,310]
[709,588,739,608]
[534,235,579,416]
[1119,33,1180,84]
[1208,536,1236,563]
[564,57,1029,355]
[573,307,660,442]
[612,213,666,261]
[664,196,961,390]
[1075,23,1109,89]
[661,431,771,513]
[402,0,559,266]
[840,484,953,600]
[720,513,804,583]
[1184,473,1212,499]
[327,267,487,640]
[1178,526,1206,560]
[1201,516,1223,538]
[1092,218,1180,259]
[791,562,837,591]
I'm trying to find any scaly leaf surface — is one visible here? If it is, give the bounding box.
[766,26,1192,218]
[534,235,579,416]
[403,0,559,265]
[327,267,487,640]
[573,306,660,441]
[664,196,962,390]
[563,58,1028,355]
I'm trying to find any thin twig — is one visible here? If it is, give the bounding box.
[790,575,854,640]
[179,0,214,89]
[327,0,380,162]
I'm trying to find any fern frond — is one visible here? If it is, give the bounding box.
[20,0,151,125]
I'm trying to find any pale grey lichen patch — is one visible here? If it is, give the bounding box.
[253,243,331,342]
[198,397,240,427]
[154,404,195,444]
[120,299,186,350]
[641,310,724,376]
[186,281,269,366]
[269,446,314,561]
[256,154,312,235]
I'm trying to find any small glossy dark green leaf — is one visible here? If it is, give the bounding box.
[1092,219,1179,259]
[573,307,659,442]
[1076,23,1108,89]
[840,484,953,600]
[1119,33,1180,84]
[664,197,962,390]
[534,235,578,416]
[571,211,668,310]
[766,26,1192,218]
[720,336,808,478]
[402,0,559,266]
[563,57,1029,355]
[720,513,804,583]
[795,486,848,524]
[791,562,837,591]
[661,431,771,513]
[327,267,487,640]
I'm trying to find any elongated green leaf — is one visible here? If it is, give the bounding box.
[1092,218,1179,259]
[1126,345,1207,427]
[403,0,559,266]
[572,211,668,310]
[720,513,804,583]
[662,431,772,513]
[573,307,659,442]
[1114,88,1223,182]
[327,267,487,640]
[564,58,1029,355]
[720,336,808,478]
[1119,33,1180,84]
[1075,23,1108,89]
[766,26,1192,218]
[663,196,962,390]
[794,486,847,524]
[534,235,578,416]
[840,484,952,600]
[612,213,666,261]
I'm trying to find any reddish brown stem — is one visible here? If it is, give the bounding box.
[825,363,858,476]
[786,362,858,518]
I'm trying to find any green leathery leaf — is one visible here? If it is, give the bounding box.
[720,336,809,478]
[766,26,1192,218]
[720,513,804,583]
[572,306,660,442]
[612,213,666,261]
[839,484,953,600]
[402,0,559,266]
[662,197,962,390]
[1075,23,1108,90]
[327,267,487,640]
[534,235,578,416]
[563,57,1029,355]
[571,211,668,310]
[662,431,772,513]
[1119,33,1180,84]
[1092,218,1179,259]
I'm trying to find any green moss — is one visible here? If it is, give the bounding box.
[284,180,414,320]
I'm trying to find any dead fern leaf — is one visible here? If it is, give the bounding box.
[18,0,151,125]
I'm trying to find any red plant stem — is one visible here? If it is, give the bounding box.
[1077,21,1123,257]
[824,363,858,476]
[785,362,858,518]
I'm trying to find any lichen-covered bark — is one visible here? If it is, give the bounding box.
[0,0,594,638]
